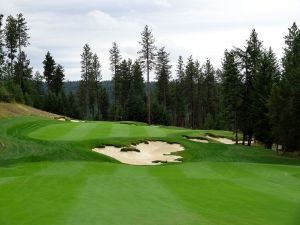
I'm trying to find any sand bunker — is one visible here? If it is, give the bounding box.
[206,136,235,144]
[189,138,209,143]
[92,141,184,165]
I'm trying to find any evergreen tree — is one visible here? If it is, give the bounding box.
[109,42,121,118]
[43,51,56,91]
[0,14,5,80]
[237,29,263,145]
[175,56,186,126]
[32,71,44,108]
[252,48,280,148]
[119,59,132,113]
[269,23,300,152]
[80,44,93,118]
[202,59,217,129]
[184,56,197,128]
[92,53,101,119]
[221,50,243,143]
[155,47,171,108]
[4,15,18,77]
[138,25,156,124]
[98,85,109,120]
[14,51,32,92]
[124,61,146,122]
[52,64,65,95]
[16,14,29,56]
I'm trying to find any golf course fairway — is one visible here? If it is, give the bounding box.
[0,117,300,225]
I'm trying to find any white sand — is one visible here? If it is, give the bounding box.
[92,141,184,165]
[57,118,66,121]
[189,138,209,143]
[70,120,80,122]
[206,136,235,144]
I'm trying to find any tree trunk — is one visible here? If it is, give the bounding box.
[247,134,252,146]
[147,65,151,124]
[235,112,238,144]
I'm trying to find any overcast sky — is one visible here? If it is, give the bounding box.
[1,0,300,81]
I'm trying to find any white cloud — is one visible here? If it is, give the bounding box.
[1,0,299,80]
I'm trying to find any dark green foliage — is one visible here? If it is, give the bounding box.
[252,48,279,148]
[0,14,5,79]
[269,23,300,152]
[236,29,263,146]
[155,47,171,107]
[151,100,170,125]
[4,15,18,77]
[52,64,65,95]
[13,51,32,92]
[43,51,56,90]
[124,61,146,122]
[79,44,103,120]
[221,50,243,143]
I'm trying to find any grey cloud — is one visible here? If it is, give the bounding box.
[1,0,299,80]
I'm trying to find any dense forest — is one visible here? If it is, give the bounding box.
[0,13,299,152]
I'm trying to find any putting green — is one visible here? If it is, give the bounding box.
[0,117,299,225]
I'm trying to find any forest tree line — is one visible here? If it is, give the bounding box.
[0,13,299,152]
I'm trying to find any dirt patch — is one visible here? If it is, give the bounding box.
[92,141,184,165]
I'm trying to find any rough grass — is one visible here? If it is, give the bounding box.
[0,102,59,118]
[0,116,299,225]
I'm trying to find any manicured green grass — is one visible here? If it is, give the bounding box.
[0,116,299,225]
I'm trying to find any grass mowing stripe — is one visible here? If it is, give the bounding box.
[109,124,130,138]
[145,126,167,137]
[64,163,203,225]
[87,122,114,139]
[28,122,80,140]
[149,163,299,225]
[128,124,148,138]
[57,123,99,141]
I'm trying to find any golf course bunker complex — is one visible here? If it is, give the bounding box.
[92,141,184,165]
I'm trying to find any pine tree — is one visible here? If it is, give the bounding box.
[175,56,186,126]
[92,53,101,119]
[252,48,280,148]
[16,14,29,56]
[155,47,171,108]
[124,61,146,122]
[43,51,56,92]
[109,42,121,118]
[4,15,18,77]
[202,59,217,129]
[269,23,300,151]
[98,85,109,120]
[221,50,243,143]
[14,51,32,92]
[52,64,65,95]
[138,25,156,124]
[237,29,263,146]
[184,56,197,128]
[80,44,93,118]
[119,59,132,113]
[0,14,5,80]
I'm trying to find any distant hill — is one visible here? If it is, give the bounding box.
[63,80,156,104]
[0,102,59,118]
